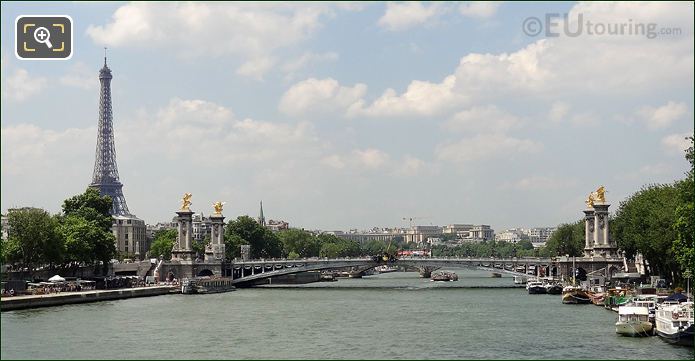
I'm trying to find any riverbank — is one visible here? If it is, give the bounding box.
[0,286,178,311]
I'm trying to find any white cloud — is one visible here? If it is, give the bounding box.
[60,62,98,90]
[459,1,501,19]
[235,57,275,80]
[2,68,47,102]
[354,148,390,169]
[396,155,425,176]
[277,3,692,121]
[662,133,692,155]
[353,75,462,117]
[1,124,94,177]
[614,163,673,181]
[435,134,542,164]
[282,51,339,79]
[500,176,577,191]
[378,2,445,31]
[444,105,521,133]
[86,3,342,78]
[279,78,367,117]
[548,102,570,122]
[638,101,688,130]
[321,148,392,171]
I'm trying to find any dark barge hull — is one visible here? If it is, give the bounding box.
[657,325,694,347]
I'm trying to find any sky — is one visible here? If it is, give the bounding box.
[1,1,693,231]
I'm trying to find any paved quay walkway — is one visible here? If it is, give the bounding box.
[1,286,179,311]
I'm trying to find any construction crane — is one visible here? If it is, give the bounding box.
[401,216,428,228]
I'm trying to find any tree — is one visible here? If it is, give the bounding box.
[191,235,210,258]
[316,233,361,257]
[672,136,694,276]
[277,229,319,258]
[61,188,116,267]
[611,184,680,283]
[149,229,177,260]
[6,208,64,273]
[224,216,282,259]
[544,221,584,257]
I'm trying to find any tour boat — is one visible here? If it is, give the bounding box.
[562,286,591,304]
[615,305,653,337]
[431,272,458,282]
[655,301,694,346]
[526,280,547,294]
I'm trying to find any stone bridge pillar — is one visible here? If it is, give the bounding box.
[206,214,226,263]
[583,208,595,257]
[172,210,195,262]
[417,266,439,278]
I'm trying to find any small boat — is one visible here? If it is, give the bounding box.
[545,283,563,295]
[616,305,653,336]
[655,301,694,346]
[491,272,502,278]
[527,280,547,295]
[562,286,591,304]
[431,272,458,282]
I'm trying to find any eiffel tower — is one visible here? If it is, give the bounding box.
[89,53,131,216]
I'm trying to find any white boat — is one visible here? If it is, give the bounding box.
[615,306,652,336]
[655,301,694,346]
[526,279,546,294]
[513,276,527,284]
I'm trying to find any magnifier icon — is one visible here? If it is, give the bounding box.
[33,27,53,49]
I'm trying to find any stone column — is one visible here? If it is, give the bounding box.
[207,214,226,263]
[172,210,195,262]
[591,203,614,257]
[583,208,595,257]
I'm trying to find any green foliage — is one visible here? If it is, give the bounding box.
[62,188,113,230]
[224,215,282,259]
[544,221,584,257]
[287,251,300,259]
[191,235,210,257]
[431,240,537,258]
[672,136,694,275]
[277,229,320,257]
[6,208,64,271]
[149,229,177,260]
[612,183,680,282]
[60,188,116,266]
[317,236,361,258]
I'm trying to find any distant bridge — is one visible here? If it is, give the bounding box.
[205,256,624,286]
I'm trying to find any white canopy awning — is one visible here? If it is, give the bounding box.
[48,275,65,282]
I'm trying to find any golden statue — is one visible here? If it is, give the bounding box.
[180,193,192,211]
[595,185,606,203]
[585,192,595,208]
[213,201,225,215]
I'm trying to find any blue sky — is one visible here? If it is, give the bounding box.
[2,2,693,231]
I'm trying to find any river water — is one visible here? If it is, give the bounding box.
[2,270,693,359]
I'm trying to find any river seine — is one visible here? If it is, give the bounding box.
[2,270,692,359]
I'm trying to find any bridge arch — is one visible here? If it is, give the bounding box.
[197,269,214,277]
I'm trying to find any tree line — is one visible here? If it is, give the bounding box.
[1,188,117,274]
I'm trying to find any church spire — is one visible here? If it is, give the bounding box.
[258,201,266,227]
